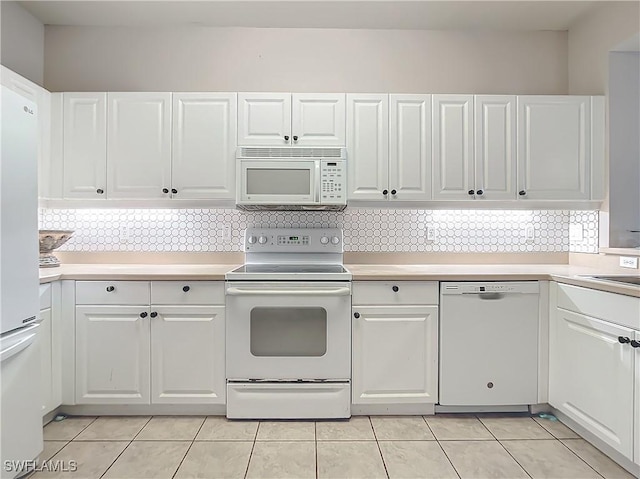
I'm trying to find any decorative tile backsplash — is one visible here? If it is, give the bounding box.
[39,208,599,254]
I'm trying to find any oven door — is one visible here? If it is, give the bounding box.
[225,281,351,381]
[237,159,319,205]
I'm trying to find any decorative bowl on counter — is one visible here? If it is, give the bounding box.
[39,230,74,268]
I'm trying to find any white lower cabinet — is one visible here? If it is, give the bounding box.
[151,305,225,404]
[38,282,61,416]
[635,330,640,468]
[549,283,640,466]
[74,281,225,406]
[76,305,151,404]
[351,282,438,404]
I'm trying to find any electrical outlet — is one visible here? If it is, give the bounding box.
[524,225,535,241]
[425,226,436,242]
[119,226,130,244]
[569,224,584,241]
[619,256,639,269]
[220,224,232,242]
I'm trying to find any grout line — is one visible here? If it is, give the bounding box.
[98,416,152,479]
[369,416,390,479]
[171,440,195,479]
[315,421,318,479]
[556,438,607,479]
[421,414,438,440]
[434,440,462,479]
[495,440,534,479]
[475,414,500,441]
[243,420,260,479]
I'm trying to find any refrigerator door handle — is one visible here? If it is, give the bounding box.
[0,331,37,363]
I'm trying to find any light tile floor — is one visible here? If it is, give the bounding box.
[34,414,636,479]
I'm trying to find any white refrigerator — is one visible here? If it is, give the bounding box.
[0,84,44,477]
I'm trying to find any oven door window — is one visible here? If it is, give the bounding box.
[250,307,327,357]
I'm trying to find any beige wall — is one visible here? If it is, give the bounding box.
[0,1,44,85]
[44,26,568,93]
[568,2,640,94]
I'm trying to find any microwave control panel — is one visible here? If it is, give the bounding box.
[320,160,346,204]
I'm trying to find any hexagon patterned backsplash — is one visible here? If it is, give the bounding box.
[39,208,600,254]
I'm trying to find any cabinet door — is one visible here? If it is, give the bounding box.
[635,330,640,468]
[474,96,516,200]
[389,95,432,201]
[38,308,53,415]
[432,95,474,200]
[238,93,291,146]
[549,308,634,459]
[76,305,150,404]
[151,305,225,404]
[107,93,172,198]
[517,96,590,200]
[172,93,237,199]
[352,305,438,404]
[63,93,107,198]
[291,93,345,146]
[346,94,389,200]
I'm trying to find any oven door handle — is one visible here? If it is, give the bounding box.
[226,287,351,296]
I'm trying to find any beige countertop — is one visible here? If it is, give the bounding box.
[39,263,640,297]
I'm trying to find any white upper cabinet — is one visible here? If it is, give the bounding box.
[172,93,237,199]
[291,93,346,146]
[389,95,432,201]
[63,93,107,198]
[107,92,172,199]
[238,93,345,146]
[238,93,291,146]
[346,94,389,200]
[432,95,474,200]
[517,96,591,200]
[474,96,517,200]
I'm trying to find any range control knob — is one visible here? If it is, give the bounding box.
[320,236,329,245]
[331,236,340,245]
[258,236,268,244]
[247,236,257,245]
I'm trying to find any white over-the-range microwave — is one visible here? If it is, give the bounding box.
[236,147,347,211]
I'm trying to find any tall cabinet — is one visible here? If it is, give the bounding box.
[172,93,237,199]
[62,93,107,198]
[107,92,172,199]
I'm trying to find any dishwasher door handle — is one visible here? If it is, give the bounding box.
[477,292,505,300]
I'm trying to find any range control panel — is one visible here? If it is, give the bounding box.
[244,228,343,253]
[441,282,540,295]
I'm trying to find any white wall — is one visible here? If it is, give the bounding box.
[608,52,640,248]
[44,26,568,93]
[0,1,44,85]
[568,2,640,94]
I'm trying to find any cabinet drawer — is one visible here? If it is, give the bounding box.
[151,281,224,305]
[76,281,150,305]
[39,283,52,310]
[557,283,640,330]
[352,281,438,305]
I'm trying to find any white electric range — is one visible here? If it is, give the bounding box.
[225,228,352,419]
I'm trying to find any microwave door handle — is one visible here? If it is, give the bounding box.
[226,287,351,296]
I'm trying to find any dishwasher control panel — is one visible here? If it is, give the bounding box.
[441,282,540,295]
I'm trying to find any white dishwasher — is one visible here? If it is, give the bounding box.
[439,282,539,407]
